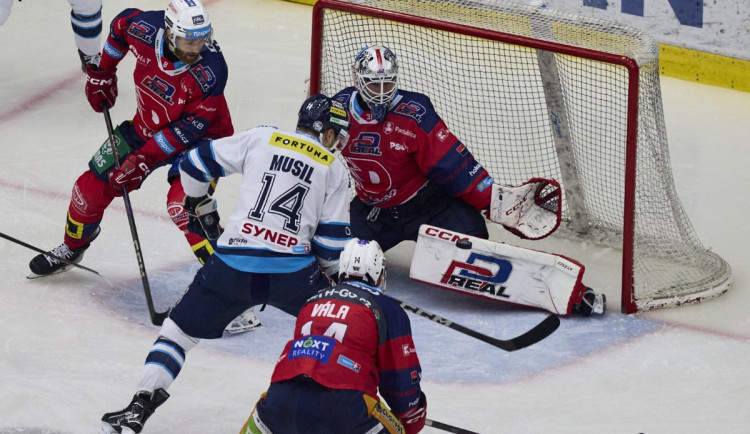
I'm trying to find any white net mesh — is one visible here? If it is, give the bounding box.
[312,0,732,312]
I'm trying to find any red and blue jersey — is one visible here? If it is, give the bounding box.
[98,8,233,164]
[271,282,423,415]
[334,87,493,210]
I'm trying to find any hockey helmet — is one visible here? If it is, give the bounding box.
[165,0,212,60]
[338,238,386,290]
[297,94,350,149]
[352,44,399,121]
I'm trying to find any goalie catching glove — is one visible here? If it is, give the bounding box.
[488,177,562,240]
[183,195,222,240]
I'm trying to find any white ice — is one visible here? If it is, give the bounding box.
[1,1,749,433]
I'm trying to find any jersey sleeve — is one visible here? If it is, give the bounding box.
[138,46,234,164]
[98,8,142,72]
[312,160,352,269]
[411,95,494,210]
[377,298,424,415]
[179,129,254,197]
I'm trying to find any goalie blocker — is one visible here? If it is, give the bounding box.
[410,225,604,315]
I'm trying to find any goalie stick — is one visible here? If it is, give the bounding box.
[1,231,102,277]
[393,296,560,352]
[426,418,480,434]
[103,107,169,326]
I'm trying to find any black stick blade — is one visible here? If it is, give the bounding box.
[502,314,560,351]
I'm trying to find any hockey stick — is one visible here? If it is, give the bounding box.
[1,231,102,277]
[393,297,560,352]
[103,107,169,326]
[426,418,480,434]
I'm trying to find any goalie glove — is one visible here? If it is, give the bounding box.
[183,195,222,240]
[488,177,562,240]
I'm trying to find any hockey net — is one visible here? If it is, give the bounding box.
[309,0,732,313]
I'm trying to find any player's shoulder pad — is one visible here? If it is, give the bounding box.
[114,8,145,21]
[390,89,440,133]
[189,44,229,96]
[333,87,357,106]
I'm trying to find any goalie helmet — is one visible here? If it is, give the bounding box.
[338,238,386,290]
[352,44,399,122]
[164,0,212,63]
[297,94,350,150]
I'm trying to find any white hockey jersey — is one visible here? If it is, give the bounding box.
[179,126,351,273]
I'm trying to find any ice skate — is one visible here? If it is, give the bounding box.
[101,389,169,434]
[78,49,101,72]
[573,287,606,316]
[27,227,100,279]
[224,307,261,334]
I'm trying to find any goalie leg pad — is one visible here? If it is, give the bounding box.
[410,224,585,315]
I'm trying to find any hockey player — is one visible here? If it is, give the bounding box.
[334,44,604,315]
[0,0,103,70]
[99,94,353,433]
[26,0,262,332]
[241,238,427,434]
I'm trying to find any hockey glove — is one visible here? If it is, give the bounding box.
[396,392,427,434]
[184,195,222,240]
[487,177,562,240]
[108,152,154,196]
[85,65,117,113]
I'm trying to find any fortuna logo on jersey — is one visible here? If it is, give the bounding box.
[439,252,513,297]
[127,21,157,44]
[349,132,382,155]
[141,76,176,104]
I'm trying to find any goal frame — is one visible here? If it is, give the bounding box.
[309,0,648,314]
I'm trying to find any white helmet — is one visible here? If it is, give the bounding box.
[352,45,399,121]
[164,0,212,48]
[338,238,386,289]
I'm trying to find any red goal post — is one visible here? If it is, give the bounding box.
[309,0,732,313]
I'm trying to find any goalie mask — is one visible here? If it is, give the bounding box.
[297,94,350,150]
[338,238,386,290]
[165,0,212,65]
[352,44,399,122]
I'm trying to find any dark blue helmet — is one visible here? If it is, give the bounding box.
[297,94,350,135]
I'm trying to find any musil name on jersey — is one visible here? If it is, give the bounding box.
[269,154,314,184]
[240,222,299,247]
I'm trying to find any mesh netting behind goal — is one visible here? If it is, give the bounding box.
[310,0,732,313]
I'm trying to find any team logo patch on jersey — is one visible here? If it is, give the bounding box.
[128,20,157,44]
[410,369,421,384]
[440,252,513,298]
[190,65,216,93]
[394,101,426,122]
[288,335,336,363]
[269,132,334,166]
[337,355,361,373]
[476,176,493,192]
[383,121,394,134]
[349,132,382,155]
[141,75,176,104]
